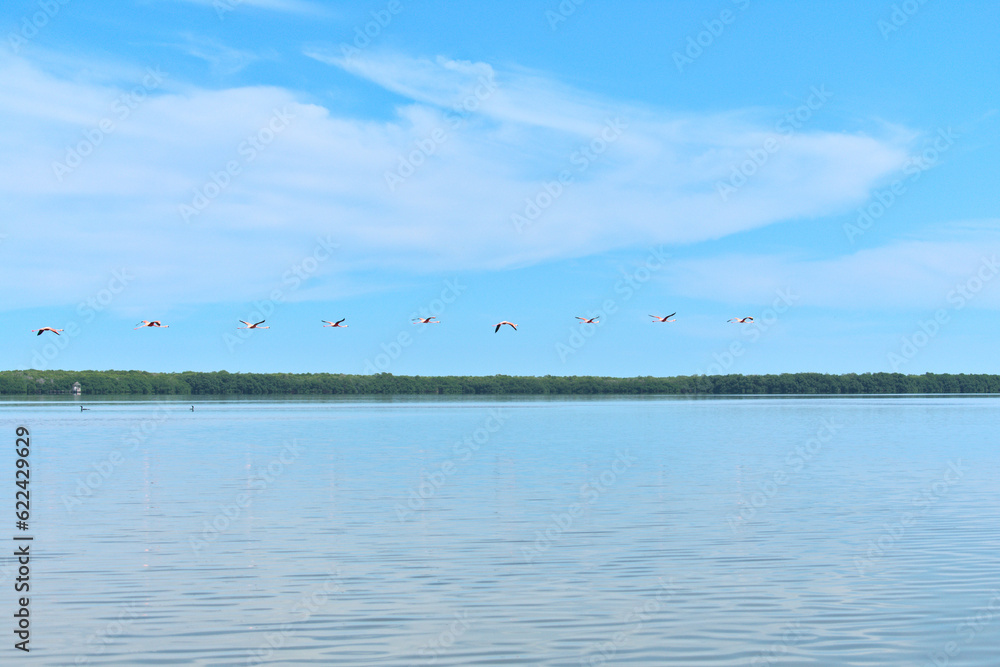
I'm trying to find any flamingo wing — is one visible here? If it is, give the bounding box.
[494,324,501,333]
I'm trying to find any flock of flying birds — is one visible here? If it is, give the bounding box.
[30,313,757,336]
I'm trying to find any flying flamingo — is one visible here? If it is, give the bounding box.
[728,316,754,323]
[412,317,440,324]
[575,317,599,324]
[494,321,517,333]
[237,320,269,329]
[321,319,348,328]
[134,320,169,329]
[32,327,63,336]
[650,313,676,322]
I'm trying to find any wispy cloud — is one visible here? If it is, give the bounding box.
[663,223,1000,310]
[169,33,263,75]
[0,50,923,310]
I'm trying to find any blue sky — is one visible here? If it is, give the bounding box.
[1,0,998,377]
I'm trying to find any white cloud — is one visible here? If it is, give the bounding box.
[170,34,263,75]
[0,51,922,311]
[663,224,1000,310]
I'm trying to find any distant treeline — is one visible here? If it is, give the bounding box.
[3,370,1000,396]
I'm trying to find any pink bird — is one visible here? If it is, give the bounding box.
[650,313,676,322]
[494,321,517,333]
[32,327,63,336]
[412,317,440,324]
[321,319,348,328]
[134,320,169,329]
[575,316,599,324]
[728,316,754,323]
[238,320,269,329]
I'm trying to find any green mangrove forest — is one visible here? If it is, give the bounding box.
[2,370,1000,396]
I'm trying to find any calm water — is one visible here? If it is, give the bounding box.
[1,395,998,666]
